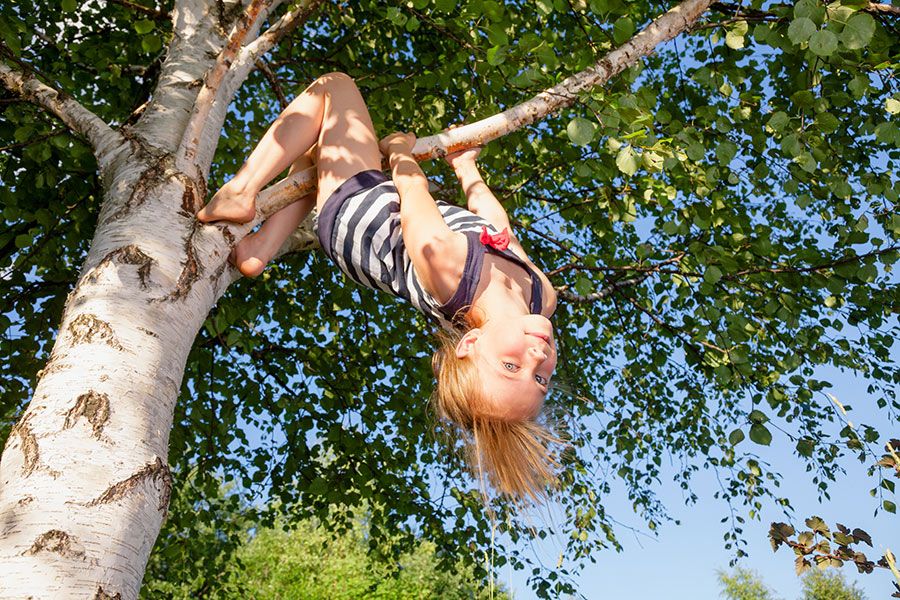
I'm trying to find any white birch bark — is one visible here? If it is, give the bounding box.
[0,0,712,597]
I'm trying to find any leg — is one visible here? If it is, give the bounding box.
[231,148,316,277]
[197,72,380,223]
[312,72,382,211]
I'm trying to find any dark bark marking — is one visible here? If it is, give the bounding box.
[23,530,86,561]
[35,359,67,381]
[88,244,156,289]
[93,587,122,600]
[151,227,203,303]
[64,391,111,439]
[210,259,231,288]
[137,326,159,338]
[221,226,235,248]
[102,154,171,224]
[67,313,125,350]
[84,456,172,512]
[181,185,197,215]
[17,495,34,506]
[10,414,38,476]
[173,171,207,217]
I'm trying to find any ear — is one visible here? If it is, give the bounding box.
[455,328,481,359]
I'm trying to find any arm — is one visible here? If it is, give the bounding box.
[447,147,559,316]
[446,147,513,234]
[380,132,466,302]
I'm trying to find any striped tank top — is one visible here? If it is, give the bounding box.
[314,170,544,329]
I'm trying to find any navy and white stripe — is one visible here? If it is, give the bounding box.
[315,170,501,328]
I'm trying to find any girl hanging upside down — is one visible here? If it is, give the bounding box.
[197,72,562,501]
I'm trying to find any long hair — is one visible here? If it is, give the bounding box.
[430,312,562,502]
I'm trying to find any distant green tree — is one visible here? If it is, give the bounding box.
[717,567,778,600]
[800,570,867,600]
[232,518,508,600]
[142,480,505,599]
[718,567,868,600]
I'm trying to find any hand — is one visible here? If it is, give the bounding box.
[379,132,416,157]
[442,125,481,170]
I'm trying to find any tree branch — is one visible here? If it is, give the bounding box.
[104,0,169,19]
[255,0,715,218]
[557,274,651,303]
[190,0,324,178]
[178,0,275,172]
[0,60,125,170]
[868,2,900,16]
[255,59,288,109]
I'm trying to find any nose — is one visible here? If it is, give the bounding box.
[528,345,549,362]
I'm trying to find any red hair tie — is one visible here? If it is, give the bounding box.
[479,226,510,251]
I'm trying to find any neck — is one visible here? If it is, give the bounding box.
[472,283,529,323]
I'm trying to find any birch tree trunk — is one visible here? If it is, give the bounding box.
[0,0,712,597]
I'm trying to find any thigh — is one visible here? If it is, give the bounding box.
[314,73,382,211]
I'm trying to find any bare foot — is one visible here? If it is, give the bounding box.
[230,230,273,278]
[197,180,257,224]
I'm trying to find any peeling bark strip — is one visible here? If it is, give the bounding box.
[24,530,86,561]
[84,457,172,512]
[93,587,122,600]
[67,313,125,350]
[179,0,269,168]
[10,414,39,476]
[89,244,156,289]
[64,391,111,439]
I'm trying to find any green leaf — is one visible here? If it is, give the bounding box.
[704,266,723,284]
[840,13,875,50]
[884,500,896,514]
[575,277,592,296]
[612,17,634,45]
[725,21,748,49]
[566,117,596,146]
[808,30,838,56]
[797,438,815,457]
[748,409,768,424]
[615,146,637,176]
[134,19,155,34]
[749,423,773,446]
[142,34,162,53]
[729,428,745,446]
[887,98,900,115]
[767,111,789,132]
[788,17,817,44]
[716,141,738,165]
[486,45,506,65]
[61,0,77,11]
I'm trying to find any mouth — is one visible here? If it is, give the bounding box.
[527,332,552,344]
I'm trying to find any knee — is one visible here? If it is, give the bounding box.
[317,71,355,87]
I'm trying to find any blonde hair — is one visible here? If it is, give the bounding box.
[431,313,562,502]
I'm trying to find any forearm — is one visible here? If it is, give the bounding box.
[389,149,447,232]
[389,151,430,198]
[452,161,493,204]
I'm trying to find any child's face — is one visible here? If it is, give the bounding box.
[456,314,557,421]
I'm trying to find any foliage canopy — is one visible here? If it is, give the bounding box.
[1,0,898,596]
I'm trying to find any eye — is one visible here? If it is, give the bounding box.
[535,374,548,385]
[503,362,518,372]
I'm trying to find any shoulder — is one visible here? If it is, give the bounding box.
[415,230,469,304]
